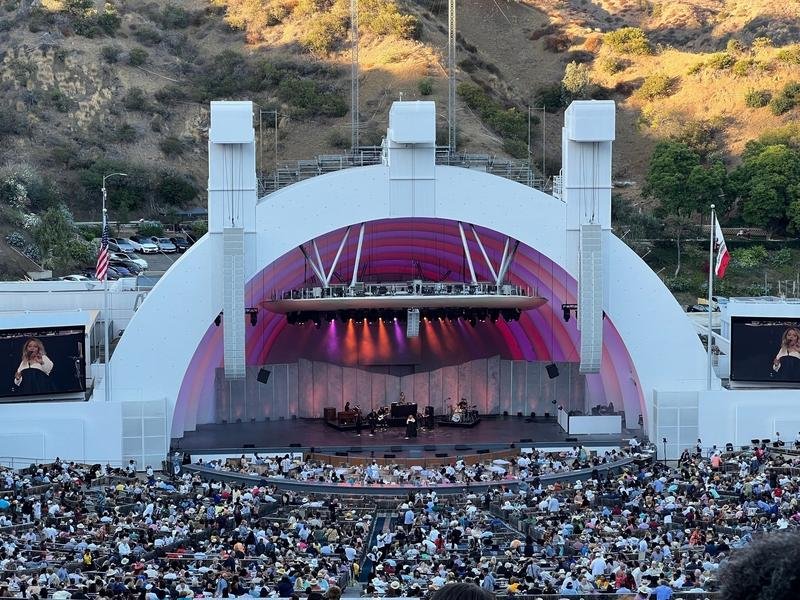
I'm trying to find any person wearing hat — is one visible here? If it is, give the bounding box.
[636,585,651,599]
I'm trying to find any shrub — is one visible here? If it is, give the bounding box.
[599,56,625,74]
[128,47,148,66]
[137,222,164,237]
[115,123,138,143]
[776,46,800,65]
[687,61,704,75]
[48,88,72,112]
[133,26,162,46]
[752,36,772,50]
[359,0,420,39]
[562,61,592,99]
[732,58,756,77]
[157,4,191,29]
[159,136,187,156]
[122,87,149,111]
[663,275,693,293]
[417,77,433,96]
[732,245,768,269]
[769,81,800,115]
[300,11,347,55]
[458,58,477,73]
[726,38,745,54]
[100,45,121,64]
[154,85,187,106]
[535,84,565,113]
[770,247,793,266]
[705,52,736,70]
[635,73,674,100]
[502,138,528,159]
[155,172,197,206]
[326,129,349,148]
[745,89,771,108]
[457,83,529,146]
[603,27,652,55]
[276,76,347,118]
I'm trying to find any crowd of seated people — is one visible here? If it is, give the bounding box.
[0,442,798,599]
[196,447,641,488]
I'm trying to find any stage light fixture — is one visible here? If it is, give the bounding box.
[214,314,222,327]
[249,311,258,326]
[561,303,577,323]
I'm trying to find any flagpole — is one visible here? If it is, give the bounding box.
[102,183,110,403]
[707,204,715,390]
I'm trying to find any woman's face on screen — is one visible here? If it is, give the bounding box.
[26,340,40,356]
[787,329,800,345]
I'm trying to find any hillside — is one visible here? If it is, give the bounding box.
[0,0,800,284]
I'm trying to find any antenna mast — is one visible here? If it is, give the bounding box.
[447,0,456,152]
[350,0,360,150]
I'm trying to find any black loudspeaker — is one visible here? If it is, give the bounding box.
[289,443,301,448]
[243,443,255,448]
[477,448,490,454]
[425,406,434,417]
[335,452,348,457]
[565,437,578,442]
[435,453,448,458]
[546,363,560,379]
[257,368,271,384]
[384,453,396,459]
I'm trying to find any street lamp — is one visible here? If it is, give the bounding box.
[101,173,127,403]
[662,437,668,466]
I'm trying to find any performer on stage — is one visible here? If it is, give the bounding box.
[405,414,417,439]
[355,409,363,436]
[344,401,351,412]
[399,391,407,404]
[367,410,377,436]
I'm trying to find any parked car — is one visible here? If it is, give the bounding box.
[111,260,143,275]
[109,237,137,253]
[83,267,120,281]
[169,237,190,253]
[129,235,160,254]
[150,237,177,253]
[109,251,148,271]
[119,237,145,253]
[60,274,91,282]
[107,263,134,277]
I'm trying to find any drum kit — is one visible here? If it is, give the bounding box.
[450,399,478,424]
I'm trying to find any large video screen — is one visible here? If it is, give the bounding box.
[730,317,800,384]
[0,327,86,398]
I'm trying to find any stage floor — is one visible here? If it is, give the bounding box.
[174,416,634,455]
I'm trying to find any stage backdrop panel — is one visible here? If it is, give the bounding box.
[215,357,596,422]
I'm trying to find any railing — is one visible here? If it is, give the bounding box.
[0,457,128,470]
[258,146,544,195]
[273,280,536,301]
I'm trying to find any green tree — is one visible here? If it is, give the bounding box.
[731,144,800,233]
[31,204,93,272]
[156,172,197,207]
[561,61,591,100]
[643,141,728,275]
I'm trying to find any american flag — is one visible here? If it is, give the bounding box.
[96,222,109,281]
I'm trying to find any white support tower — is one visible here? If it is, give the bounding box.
[447,0,456,151]
[562,101,615,374]
[350,0,360,150]
[385,101,437,216]
[208,101,258,379]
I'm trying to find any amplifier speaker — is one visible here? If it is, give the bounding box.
[546,363,560,379]
[435,453,448,458]
[477,448,490,454]
[257,368,271,384]
[384,453,396,459]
